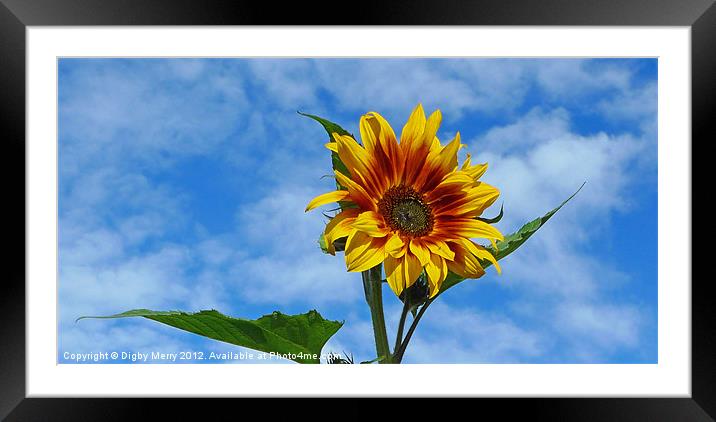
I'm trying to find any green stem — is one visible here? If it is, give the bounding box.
[362,265,392,364]
[393,297,410,357]
[394,298,433,363]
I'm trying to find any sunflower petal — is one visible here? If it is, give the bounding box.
[305,190,351,212]
[345,230,387,272]
[415,132,462,191]
[459,238,501,274]
[352,211,390,237]
[400,103,426,147]
[348,241,387,272]
[446,242,485,279]
[435,182,500,218]
[424,238,456,260]
[433,133,461,174]
[462,252,486,278]
[409,239,431,266]
[385,233,405,257]
[384,255,405,296]
[403,251,423,290]
[425,253,447,298]
[465,162,488,180]
[435,218,504,241]
[359,114,378,155]
[426,171,475,201]
[334,133,369,168]
[334,170,376,211]
[365,112,403,184]
[323,209,360,255]
[461,152,473,169]
[422,110,442,146]
[344,229,370,260]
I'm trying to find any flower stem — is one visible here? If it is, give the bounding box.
[394,297,410,356]
[394,298,433,363]
[362,265,392,364]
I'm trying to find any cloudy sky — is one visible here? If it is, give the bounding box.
[58,58,657,364]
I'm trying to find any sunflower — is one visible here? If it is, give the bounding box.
[306,104,503,298]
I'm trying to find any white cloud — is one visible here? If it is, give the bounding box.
[248,58,534,124]
[534,60,632,100]
[229,185,363,305]
[399,302,545,363]
[477,108,650,228]
[597,81,657,123]
[555,302,645,350]
[451,103,654,362]
[478,107,571,156]
[248,59,321,109]
[317,60,471,118]
[59,59,250,176]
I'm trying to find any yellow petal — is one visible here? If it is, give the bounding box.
[384,255,406,296]
[433,132,461,173]
[463,252,486,278]
[323,209,359,255]
[334,170,375,211]
[459,238,501,274]
[446,242,485,279]
[415,132,462,191]
[305,190,350,212]
[434,171,474,190]
[461,153,473,170]
[462,153,489,180]
[334,133,372,181]
[425,253,447,298]
[424,238,456,260]
[466,163,488,180]
[344,229,371,262]
[429,136,442,154]
[349,242,387,272]
[385,233,405,257]
[345,231,387,272]
[400,103,426,146]
[422,109,442,146]
[446,257,467,279]
[368,112,399,151]
[444,183,500,218]
[359,115,379,155]
[352,211,389,237]
[324,142,338,153]
[403,251,423,290]
[438,218,504,241]
[365,112,403,183]
[409,239,431,266]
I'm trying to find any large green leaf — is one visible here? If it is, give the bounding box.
[438,183,585,295]
[78,309,343,364]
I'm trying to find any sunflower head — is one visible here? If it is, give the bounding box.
[306,104,503,298]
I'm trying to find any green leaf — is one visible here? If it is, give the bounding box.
[300,111,356,254]
[78,309,343,364]
[477,203,504,224]
[438,182,585,295]
[298,111,352,138]
[298,111,352,181]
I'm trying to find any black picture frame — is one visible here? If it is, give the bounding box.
[1,0,710,419]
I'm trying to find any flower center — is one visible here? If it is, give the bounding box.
[378,185,433,237]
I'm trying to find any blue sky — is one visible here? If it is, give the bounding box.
[58,58,657,364]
